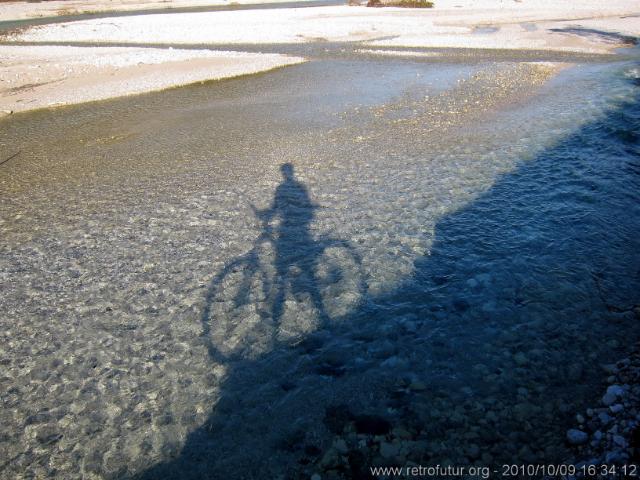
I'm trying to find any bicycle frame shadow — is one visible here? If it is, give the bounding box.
[136,81,640,480]
[201,162,365,363]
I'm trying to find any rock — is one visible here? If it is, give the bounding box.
[513,352,528,366]
[379,441,400,459]
[25,412,52,425]
[380,356,408,369]
[603,385,625,406]
[319,449,341,469]
[409,380,427,392]
[613,435,628,448]
[401,320,418,333]
[610,404,624,414]
[567,429,589,445]
[37,430,63,445]
[598,412,613,426]
[333,438,348,454]
[605,451,627,463]
[311,474,321,480]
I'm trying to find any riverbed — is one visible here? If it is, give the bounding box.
[1,43,639,479]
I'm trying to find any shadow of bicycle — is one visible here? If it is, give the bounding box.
[137,84,640,480]
[201,163,366,363]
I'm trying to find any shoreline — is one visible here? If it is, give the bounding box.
[9,4,639,53]
[0,0,324,22]
[0,46,305,115]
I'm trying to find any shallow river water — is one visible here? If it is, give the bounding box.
[1,47,640,479]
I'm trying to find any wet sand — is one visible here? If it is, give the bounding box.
[0,45,304,113]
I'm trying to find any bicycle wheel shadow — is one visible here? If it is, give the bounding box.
[136,85,640,479]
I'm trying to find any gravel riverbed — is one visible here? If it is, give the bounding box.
[1,50,639,479]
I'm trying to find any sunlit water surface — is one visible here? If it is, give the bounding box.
[1,52,639,479]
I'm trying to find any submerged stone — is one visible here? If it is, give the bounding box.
[566,429,588,446]
[603,385,625,406]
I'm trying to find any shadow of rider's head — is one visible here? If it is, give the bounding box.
[280,162,294,181]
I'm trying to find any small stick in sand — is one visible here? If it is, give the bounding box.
[0,151,20,167]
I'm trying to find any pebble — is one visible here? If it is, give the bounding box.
[610,404,624,414]
[333,438,348,454]
[409,380,427,392]
[571,346,640,468]
[605,451,626,464]
[598,412,613,426]
[566,429,588,446]
[513,352,528,366]
[602,385,624,406]
[612,435,627,448]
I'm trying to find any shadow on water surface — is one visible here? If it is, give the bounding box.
[137,78,640,479]
[201,163,364,364]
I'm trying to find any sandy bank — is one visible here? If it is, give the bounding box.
[2,0,637,115]
[9,1,640,53]
[0,46,304,114]
[0,0,319,22]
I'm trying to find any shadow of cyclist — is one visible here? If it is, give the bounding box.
[255,163,330,327]
[200,163,364,364]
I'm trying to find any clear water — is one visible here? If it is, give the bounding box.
[1,52,639,479]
